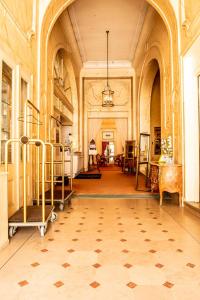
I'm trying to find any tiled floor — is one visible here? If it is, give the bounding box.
[1,198,200,299]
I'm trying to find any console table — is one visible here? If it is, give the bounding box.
[150,162,183,206]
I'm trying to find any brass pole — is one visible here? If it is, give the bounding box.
[70,144,73,191]
[31,139,45,222]
[41,141,45,222]
[45,143,54,206]
[23,104,27,223]
[61,145,64,202]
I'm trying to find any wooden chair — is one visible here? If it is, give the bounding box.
[96,154,107,170]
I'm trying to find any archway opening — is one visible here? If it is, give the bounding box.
[150,70,161,161]
[38,0,179,196]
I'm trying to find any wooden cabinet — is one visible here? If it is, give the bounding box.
[150,163,183,206]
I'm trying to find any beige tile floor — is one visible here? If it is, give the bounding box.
[1,198,200,300]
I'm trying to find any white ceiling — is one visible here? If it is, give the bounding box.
[68,0,148,65]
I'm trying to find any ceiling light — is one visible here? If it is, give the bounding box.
[102,30,114,107]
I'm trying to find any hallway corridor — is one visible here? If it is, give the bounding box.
[1,198,200,300]
[73,166,148,195]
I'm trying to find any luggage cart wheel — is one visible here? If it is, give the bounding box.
[38,225,46,237]
[9,226,17,238]
[59,203,64,211]
[51,212,57,222]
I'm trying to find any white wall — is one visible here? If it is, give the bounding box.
[183,36,200,203]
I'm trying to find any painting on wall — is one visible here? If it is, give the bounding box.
[154,127,161,155]
[102,131,114,140]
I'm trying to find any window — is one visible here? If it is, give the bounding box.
[1,62,12,163]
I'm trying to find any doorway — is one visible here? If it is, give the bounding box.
[150,70,161,161]
[102,141,115,164]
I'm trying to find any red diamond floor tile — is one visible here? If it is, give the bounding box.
[67,249,75,253]
[54,281,64,288]
[90,281,100,288]
[124,263,132,269]
[163,281,174,288]
[155,263,164,268]
[186,263,195,268]
[127,282,137,289]
[92,263,101,268]
[62,263,70,268]
[18,280,29,287]
[31,262,40,267]
[149,249,157,253]
[94,249,102,253]
[41,249,48,253]
[122,249,129,253]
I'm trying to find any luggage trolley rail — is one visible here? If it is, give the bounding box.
[5,137,57,237]
[33,143,74,211]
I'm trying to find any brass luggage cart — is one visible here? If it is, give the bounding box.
[33,143,73,211]
[5,137,57,237]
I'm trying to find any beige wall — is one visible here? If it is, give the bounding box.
[183,35,200,203]
[0,0,36,216]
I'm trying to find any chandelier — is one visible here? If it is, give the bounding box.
[102,30,114,107]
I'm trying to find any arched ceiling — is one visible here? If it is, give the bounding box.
[67,0,149,66]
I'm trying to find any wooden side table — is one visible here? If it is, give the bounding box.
[150,162,183,206]
[159,164,183,206]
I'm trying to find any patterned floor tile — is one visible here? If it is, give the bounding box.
[127,282,137,289]
[92,263,101,268]
[31,262,40,267]
[18,280,29,287]
[62,263,70,268]
[54,281,64,288]
[163,281,174,288]
[90,281,100,288]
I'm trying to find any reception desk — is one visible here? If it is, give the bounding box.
[150,162,183,206]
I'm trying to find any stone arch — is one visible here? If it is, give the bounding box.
[138,44,166,137]
[38,0,180,161]
[139,59,160,134]
[48,41,79,148]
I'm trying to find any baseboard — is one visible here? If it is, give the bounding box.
[74,193,160,199]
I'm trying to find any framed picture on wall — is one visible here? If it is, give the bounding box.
[102,131,114,140]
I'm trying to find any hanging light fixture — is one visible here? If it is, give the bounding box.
[102,30,114,107]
